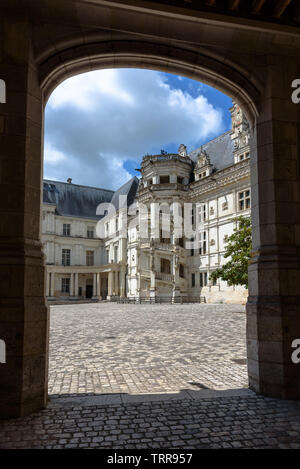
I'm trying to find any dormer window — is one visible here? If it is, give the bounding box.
[178,144,187,157]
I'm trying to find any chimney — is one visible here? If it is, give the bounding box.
[67,178,72,184]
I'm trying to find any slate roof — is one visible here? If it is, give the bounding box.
[110,177,140,210]
[43,177,140,219]
[43,131,232,219]
[43,180,114,220]
[188,130,234,171]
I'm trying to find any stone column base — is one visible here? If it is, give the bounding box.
[247,296,300,400]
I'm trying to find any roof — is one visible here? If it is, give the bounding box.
[110,177,140,210]
[43,179,114,219]
[188,130,234,171]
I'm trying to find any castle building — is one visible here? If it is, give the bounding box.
[42,103,251,304]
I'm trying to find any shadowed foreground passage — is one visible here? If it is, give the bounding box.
[1,392,300,449]
[2,304,300,449]
[48,303,248,395]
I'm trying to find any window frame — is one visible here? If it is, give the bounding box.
[61,277,70,293]
[86,250,94,266]
[238,189,251,211]
[62,223,71,236]
[62,248,71,266]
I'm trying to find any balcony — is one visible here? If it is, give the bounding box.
[138,182,189,197]
[140,269,151,279]
[155,272,174,283]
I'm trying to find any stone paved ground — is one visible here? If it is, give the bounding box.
[1,393,300,449]
[1,303,300,449]
[49,303,248,395]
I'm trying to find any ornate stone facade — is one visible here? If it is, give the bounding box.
[42,103,250,304]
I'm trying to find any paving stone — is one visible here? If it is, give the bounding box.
[1,304,300,449]
[48,303,248,395]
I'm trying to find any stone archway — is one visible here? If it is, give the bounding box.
[1,2,300,419]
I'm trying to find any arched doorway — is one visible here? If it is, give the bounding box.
[1,8,299,418]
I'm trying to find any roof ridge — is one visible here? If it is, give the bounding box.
[43,179,114,193]
[189,129,232,154]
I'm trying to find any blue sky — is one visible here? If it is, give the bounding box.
[44,69,232,190]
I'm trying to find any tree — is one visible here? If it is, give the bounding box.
[210,216,251,289]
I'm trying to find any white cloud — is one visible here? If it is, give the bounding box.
[44,142,66,164]
[44,69,225,189]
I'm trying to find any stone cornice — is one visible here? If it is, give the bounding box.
[190,160,250,198]
[137,160,250,203]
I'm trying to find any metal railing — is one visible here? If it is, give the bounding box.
[114,296,206,304]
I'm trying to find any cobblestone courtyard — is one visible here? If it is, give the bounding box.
[1,303,300,449]
[48,303,248,395]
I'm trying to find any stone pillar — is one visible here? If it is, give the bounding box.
[247,59,300,399]
[45,270,50,297]
[172,253,181,303]
[97,274,102,300]
[107,270,114,299]
[69,273,74,297]
[92,273,97,298]
[50,272,55,297]
[114,271,119,296]
[0,19,48,418]
[149,250,156,300]
[120,269,126,297]
[74,273,79,297]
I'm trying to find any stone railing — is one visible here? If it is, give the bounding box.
[155,272,174,282]
[140,269,151,278]
[141,153,193,166]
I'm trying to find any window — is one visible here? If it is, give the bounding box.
[198,204,206,223]
[239,152,249,162]
[160,258,171,274]
[160,229,170,244]
[63,223,70,236]
[191,273,195,287]
[191,206,195,226]
[238,190,251,211]
[190,235,195,257]
[61,278,70,293]
[177,176,184,184]
[62,249,70,266]
[106,249,109,264]
[160,175,169,184]
[200,272,208,287]
[114,245,118,263]
[115,217,119,232]
[179,264,185,278]
[86,250,94,266]
[105,222,109,237]
[211,273,217,286]
[199,231,207,255]
[87,226,94,238]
